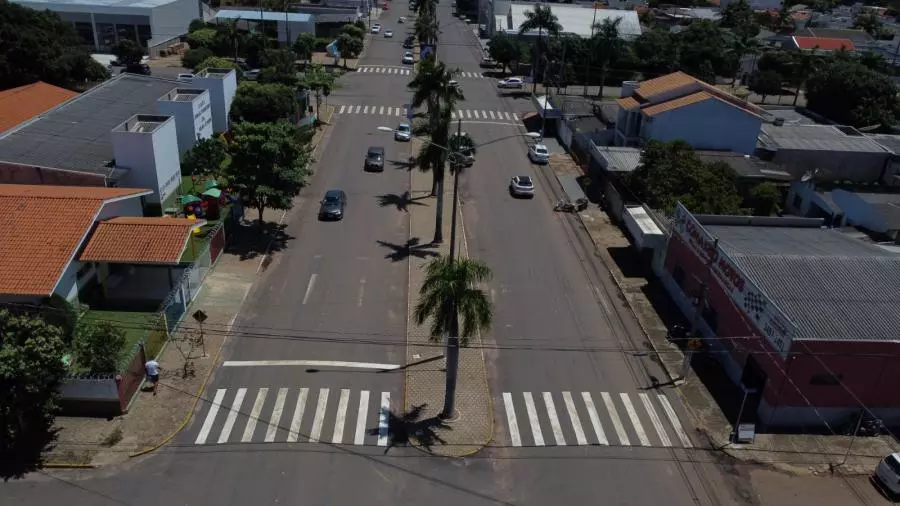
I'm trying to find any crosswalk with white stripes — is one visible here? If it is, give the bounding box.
[356,66,486,78]
[502,391,694,448]
[193,387,393,446]
[336,104,521,122]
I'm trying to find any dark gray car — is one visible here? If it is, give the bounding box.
[318,189,346,220]
[365,146,385,171]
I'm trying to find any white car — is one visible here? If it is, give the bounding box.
[395,122,412,141]
[498,77,524,89]
[877,453,900,496]
[402,52,415,64]
[177,73,194,83]
[448,79,459,88]
[399,16,407,23]
[371,24,381,34]
[528,144,550,164]
[243,69,261,81]
[384,29,394,38]
[509,176,535,198]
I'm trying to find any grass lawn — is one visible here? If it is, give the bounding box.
[79,310,160,366]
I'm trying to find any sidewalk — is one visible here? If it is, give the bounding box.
[403,148,493,457]
[44,118,334,468]
[548,153,898,476]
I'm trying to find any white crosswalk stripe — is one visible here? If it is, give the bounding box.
[194,387,397,446]
[501,391,693,448]
[356,66,487,78]
[335,105,522,124]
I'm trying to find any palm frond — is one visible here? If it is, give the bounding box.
[413,255,494,343]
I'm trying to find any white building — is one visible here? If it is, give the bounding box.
[493,3,641,39]
[214,10,316,46]
[11,0,199,51]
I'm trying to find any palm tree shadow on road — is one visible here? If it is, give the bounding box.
[377,237,439,262]
[377,191,427,212]
[369,403,450,454]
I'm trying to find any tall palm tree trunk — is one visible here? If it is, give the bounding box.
[441,301,460,419]
[596,63,607,98]
[433,175,444,243]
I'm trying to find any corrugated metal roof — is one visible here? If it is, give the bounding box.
[215,10,314,22]
[759,124,890,153]
[594,146,642,172]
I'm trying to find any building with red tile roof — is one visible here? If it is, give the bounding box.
[790,36,855,52]
[0,82,78,134]
[81,217,206,265]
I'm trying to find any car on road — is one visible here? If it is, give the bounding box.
[177,73,194,83]
[403,37,414,48]
[402,52,415,64]
[371,24,381,34]
[877,453,900,496]
[365,146,385,171]
[384,29,393,38]
[509,176,535,198]
[394,123,412,141]
[399,16,407,23]
[497,77,524,89]
[318,189,347,220]
[448,79,459,88]
[528,143,550,164]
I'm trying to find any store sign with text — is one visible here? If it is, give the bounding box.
[672,203,795,359]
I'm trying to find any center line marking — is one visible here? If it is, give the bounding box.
[358,277,366,307]
[302,273,317,305]
[223,360,400,369]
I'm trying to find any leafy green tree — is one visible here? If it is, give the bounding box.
[676,20,727,79]
[194,56,240,73]
[337,33,364,65]
[213,19,244,61]
[259,48,298,85]
[487,33,522,74]
[183,47,215,69]
[182,136,229,179]
[230,82,297,123]
[187,28,219,51]
[805,59,900,128]
[749,70,783,102]
[725,32,759,85]
[340,23,365,41]
[413,255,493,420]
[627,140,743,215]
[293,32,316,63]
[224,121,313,224]
[353,19,366,32]
[590,18,625,97]
[301,63,337,122]
[747,182,782,216]
[414,6,440,46]
[244,32,271,69]
[518,4,562,92]
[73,321,126,374]
[853,11,882,36]
[720,0,760,38]
[633,29,679,77]
[110,39,146,65]
[189,19,208,33]
[0,3,109,90]
[0,310,67,479]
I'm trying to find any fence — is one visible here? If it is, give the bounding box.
[61,221,227,416]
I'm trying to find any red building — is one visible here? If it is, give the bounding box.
[660,203,900,428]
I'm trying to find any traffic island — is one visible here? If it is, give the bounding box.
[403,156,493,457]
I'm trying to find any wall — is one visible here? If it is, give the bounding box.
[148,0,197,47]
[152,119,183,204]
[112,118,182,206]
[771,147,890,183]
[643,99,762,155]
[0,161,108,186]
[831,189,892,233]
[156,90,213,157]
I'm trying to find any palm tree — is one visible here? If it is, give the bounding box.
[414,10,440,46]
[518,4,562,93]
[414,255,493,419]
[591,18,623,98]
[791,50,818,106]
[725,32,759,87]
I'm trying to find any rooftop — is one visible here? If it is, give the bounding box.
[593,146,643,172]
[758,124,891,153]
[0,74,179,179]
[698,215,900,342]
[0,82,78,133]
[80,217,206,265]
[214,9,314,22]
[792,36,855,51]
[14,0,185,8]
[0,184,151,296]
[625,72,766,119]
[508,4,641,39]
[695,151,793,181]
[796,27,875,44]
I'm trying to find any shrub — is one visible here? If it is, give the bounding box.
[73,321,127,374]
[182,47,214,69]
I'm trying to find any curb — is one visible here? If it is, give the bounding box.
[41,462,96,469]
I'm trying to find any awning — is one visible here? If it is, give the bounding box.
[80,217,207,265]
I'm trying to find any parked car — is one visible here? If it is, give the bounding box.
[403,37,414,49]
[318,189,347,220]
[384,29,394,38]
[528,144,550,164]
[243,69,262,81]
[399,16,407,23]
[177,73,194,83]
[448,79,459,88]
[394,123,412,141]
[365,146,385,171]
[498,77,524,89]
[371,24,381,34]
[877,453,900,497]
[124,63,151,75]
[509,176,535,198]
[402,52,415,64]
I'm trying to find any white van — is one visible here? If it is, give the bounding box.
[875,452,900,496]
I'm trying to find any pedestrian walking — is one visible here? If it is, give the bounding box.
[145,359,161,395]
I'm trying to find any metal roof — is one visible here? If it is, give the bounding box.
[695,151,793,181]
[509,4,641,39]
[215,9,314,22]
[703,222,900,342]
[0,73,180,179]
[758,124,890,153]
[594,146,642,172]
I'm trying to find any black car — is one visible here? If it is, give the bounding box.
[318,189,347,220]
[124,63,151,75]
[365,146,385,172]
[403,37,414,49]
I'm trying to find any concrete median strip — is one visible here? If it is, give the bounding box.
[403,141,494,457]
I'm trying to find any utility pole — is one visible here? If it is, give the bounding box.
[584,3,598,96]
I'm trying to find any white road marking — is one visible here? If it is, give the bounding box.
[302,273,317,305]
[339,105,346,114]
[218,388,246,444]
[332,389,351,444]
[495,111,503,120]
[354,105,361,114]
[581,392,608,445]
[363,105,370,114]
[395,107,401,116]
[472,110,480,119]
[358,277,366,307]
[601,391,630,446]
[287,387,309,442]
[503,112,511,120]
[355,390,370,445]
[223,360,400,370]
[658,394,693,448]
[640,393,671,447]
[513,113,520,120]
[488,111,495,119]
[465,109,472,119]
[195,389,226,444]
[265,388,288,442]
[241,388,268,443]
[377,392,390,446]
[309,388,329,443]
[562,392,587,445]
[543,392,566,445]
[620,393,650,447]
[451,112,457,119]
[457,109,463,119]
[502,392,522,447]
[401,108,408,117]
[522,392,544,446]
[379,106,384,115]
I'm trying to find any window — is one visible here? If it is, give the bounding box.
[673,266,686,288]
[810,373,842,386]
[137,24,152,48]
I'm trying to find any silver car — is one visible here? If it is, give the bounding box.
[528,144,550,164]
[395,123,412,141]
[509,176,535,198]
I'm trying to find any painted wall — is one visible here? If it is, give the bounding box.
[831,189,895,234]
[156,90,213,157]
[0,162,108,186]
[112,117,182,205]
[148,0,198,46]
[642,99,763,155]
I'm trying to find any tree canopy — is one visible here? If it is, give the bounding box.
[487,33,524,73]
[182,136,229,179]
[230,82,298,124]
[0,2,109,90]
[805,58,900,129]
[194,56,241,73]
[73,321,126,374]
[626,141,743,215]
[110,40,145,65]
